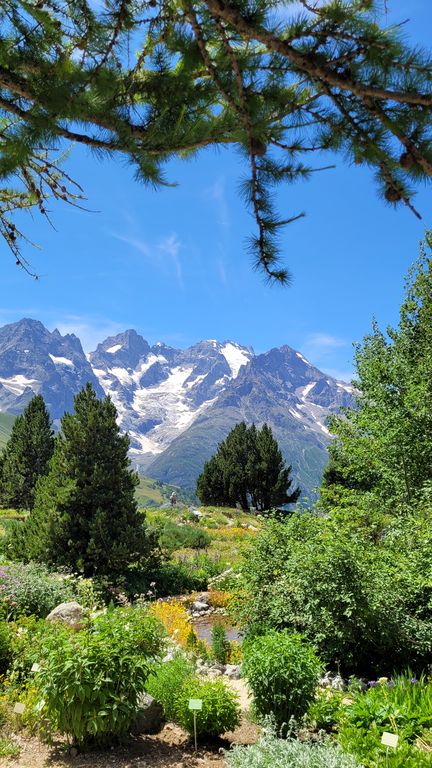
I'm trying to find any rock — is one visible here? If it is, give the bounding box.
[132,694,164,735]
[225,664,242,679]
[46,602,84,629]
[192,601,209,612]
[207,668,223,677]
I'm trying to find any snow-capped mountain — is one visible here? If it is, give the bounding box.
[0,319,103,421]
[0,319,355,497]
[89,332,254,461]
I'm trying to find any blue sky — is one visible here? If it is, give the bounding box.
[1,1,431,382]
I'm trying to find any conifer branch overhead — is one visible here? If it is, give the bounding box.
[0,0,432,280]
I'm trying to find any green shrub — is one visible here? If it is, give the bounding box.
[307,689,345,733]
[31,607,163,746]
[337,674,432,766]
[226,734,362,768]
[159,522,211,553]
[211,623,229,665]
[0,621,11,675]
[146,655,195,722]
[342,674,432,741]
[158,555,226,595]
[237,514,432,675]
[147,657,241,736]
[0,563,74,619]
[176,677,240,737]
[243,630,322,731]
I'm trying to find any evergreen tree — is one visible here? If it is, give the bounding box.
[252,424,300,512]
[1,2,432,279]
[10,384,157,577]
[0,395,54,510]
[322,232,432,511]
[196,422,299,511]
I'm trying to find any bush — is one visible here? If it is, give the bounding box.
[0,562,75,619]
[146,654,195,722]
[243,631,322,731]
[159,522,211,553]
[226,734,362,768]
[157,555,226,595]
[237,514,432,675]
[307,689,345,733]
[343,674,432,738]
[176,677,240,737]
[30,606,164,746]
[211,623,229,665]
[147,657,241,737]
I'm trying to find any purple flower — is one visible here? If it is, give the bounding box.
[411,677,418,684]
[368,681,378,687]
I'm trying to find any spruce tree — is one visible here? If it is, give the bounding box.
[196,421,299,511]
[252,424,300,512]
[11,384,156,577]
[1,2,432,279]
[0,394,54,511]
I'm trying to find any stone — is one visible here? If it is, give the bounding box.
[207,668,223,677]
[225,664,242,679]
[192,600,209,612]
[132,693,164,735]
[46,602,84,629]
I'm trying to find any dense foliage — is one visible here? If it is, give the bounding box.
[338,676,432,768]
[146,655,241,736]
[226,736,362,768]
[323,236,432,512]
[0,395,54,510]
[30,607,163,746]
[243,630,322,730]
[197,422,299,511]
[1,2,432,279]
[236,510,432,676]
[7,384,159,578]
[0,562,75,619]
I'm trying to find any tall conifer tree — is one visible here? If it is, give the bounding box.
[0,394,54,510]
[197,421,299,511]
[11,384,157,577]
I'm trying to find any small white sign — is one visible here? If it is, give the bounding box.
[31,663,41,672]
[188,699,203,711]
[381,732,399,748]
[13,702,26,715]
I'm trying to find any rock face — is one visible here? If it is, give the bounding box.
[0,318,103,423]
[46,601,84,628]
[132,693,164,735]
[0,318,355,498]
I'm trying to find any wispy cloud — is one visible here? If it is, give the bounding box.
[300,332,353,382]
[158,233,183,289]
[204,178,230,233]
[49,314,126,353]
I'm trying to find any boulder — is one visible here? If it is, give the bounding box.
[192,600,209,612]
[132,693,164,735]
[225,664,242,679]
[46,601,84,629]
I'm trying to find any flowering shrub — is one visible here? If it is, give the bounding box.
[0,563,74,619]
[208,589,232,609]
[150,600,192,648]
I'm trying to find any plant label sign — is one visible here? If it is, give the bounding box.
[31,662,41,672]
[13,702,26,715]
[188,699,203,711]
[381,732,399,748]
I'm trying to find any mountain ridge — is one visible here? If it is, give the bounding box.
[0,319,354,497]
